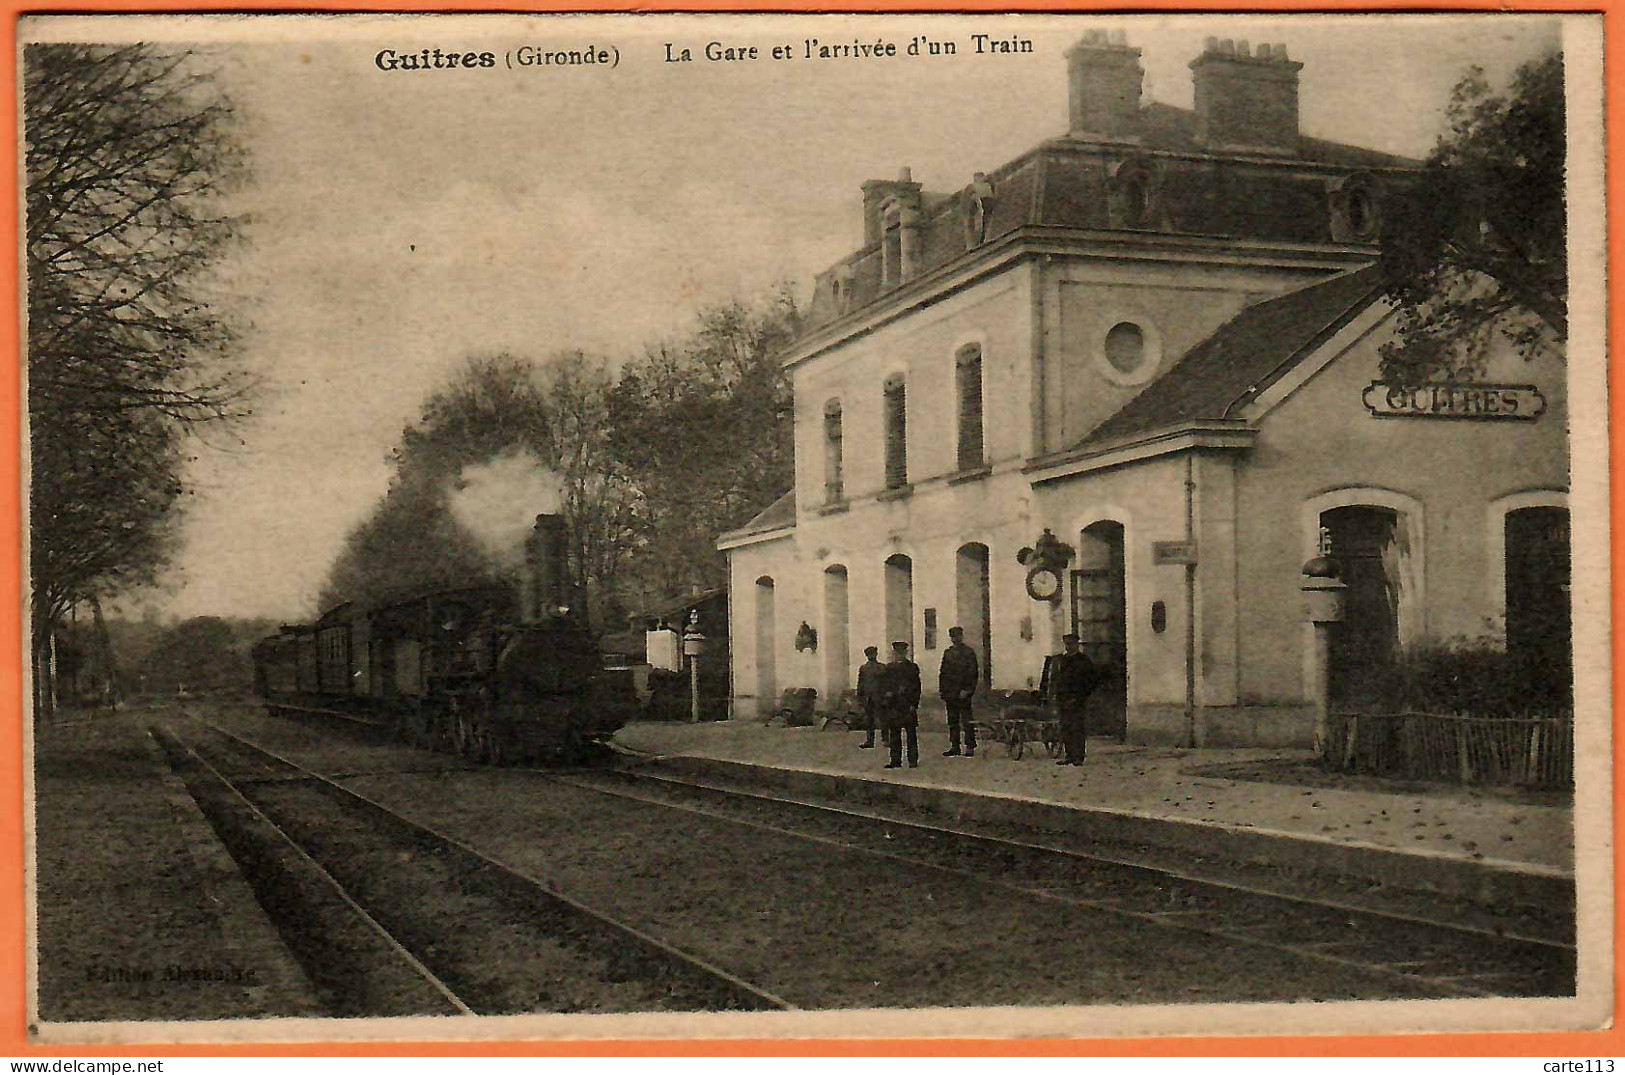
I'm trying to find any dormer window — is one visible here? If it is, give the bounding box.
[964,173,997,248]
[881,207,903,288]
[1329,174,1382,243]
[831,265,855,314]
[1107,157,1157,229]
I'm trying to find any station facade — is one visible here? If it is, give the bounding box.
[717,33,1569,746]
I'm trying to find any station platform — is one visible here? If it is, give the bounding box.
[614,719,1577,914]
[31,709,323,1025]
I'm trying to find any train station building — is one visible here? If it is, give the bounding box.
[717,33,1569,746]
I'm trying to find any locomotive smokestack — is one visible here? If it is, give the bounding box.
[522,513,569,621]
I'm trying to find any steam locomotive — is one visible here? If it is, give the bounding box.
[251,513,620,763]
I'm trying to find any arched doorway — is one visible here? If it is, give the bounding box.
[1321,505,1405,706]
[1071,522,1127,740]
[823,565,851,702]
[754,576,776,712]
[955,543,992,687]
[1505,506,1571,706]
[884,554,914,651]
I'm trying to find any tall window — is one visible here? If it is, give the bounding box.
[883,374,908,489]
[955,344,984,470]
[823,399,844,503]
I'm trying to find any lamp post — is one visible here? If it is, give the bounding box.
[682,610,707,723]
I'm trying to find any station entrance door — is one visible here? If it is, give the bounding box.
[1070,521,1127,741]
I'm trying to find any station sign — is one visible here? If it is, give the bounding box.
[1152,540,1198,566]
[1362,382,1546,421]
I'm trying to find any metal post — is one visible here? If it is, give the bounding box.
[689,650,701,723]
[682,610,707,724]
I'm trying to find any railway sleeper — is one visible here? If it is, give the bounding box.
[148,726,469,1019]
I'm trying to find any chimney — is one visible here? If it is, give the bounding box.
[521,513,569,621]
[860,166,922,246]
[1065,29,1143,143]
[1189,38,1303,156]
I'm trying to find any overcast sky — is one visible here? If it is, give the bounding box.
[29,12,1567,623]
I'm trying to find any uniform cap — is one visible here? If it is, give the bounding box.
[1062,633,1081,642]
[891,640,910,650]
[864,646,879,657]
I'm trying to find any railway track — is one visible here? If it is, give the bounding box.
[180,711,1576,1007]
[546,765,1576,1000]
[155,719,794,1018]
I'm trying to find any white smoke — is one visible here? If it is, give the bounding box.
[448,449,564,569]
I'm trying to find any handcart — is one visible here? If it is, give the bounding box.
[973,696,1064,760]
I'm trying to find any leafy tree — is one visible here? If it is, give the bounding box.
[608,289,800,604]
[25,44,250,718]
[1379,52,1565,382]
[132,615,267,697]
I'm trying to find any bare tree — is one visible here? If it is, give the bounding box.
[540,352,639,625]
[25,44,249,718]
[608,289,800,602]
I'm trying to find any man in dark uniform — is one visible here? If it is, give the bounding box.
[938,626,980,757]
[881,640,921,769]
[855,645,884,749]
[1049,633,1100,766]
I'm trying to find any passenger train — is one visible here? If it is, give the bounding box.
[252,513,620,762]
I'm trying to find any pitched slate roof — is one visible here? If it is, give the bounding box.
[804,106,1417,333]
[719,490,796,541]
[1074,265,1386,450]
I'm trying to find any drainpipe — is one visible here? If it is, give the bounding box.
[1184,453,1198,748]
[1029,258,1047,455]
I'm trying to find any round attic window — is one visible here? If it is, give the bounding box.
[1104,322,1146,373]
[1095,317,1162,386]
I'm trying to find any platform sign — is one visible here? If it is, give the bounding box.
[1362,382,1546,421]
[1153,540,1198,566]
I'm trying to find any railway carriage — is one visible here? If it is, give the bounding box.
[252,513,620,762]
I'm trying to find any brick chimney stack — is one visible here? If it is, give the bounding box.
[1065,29,1143,143]
[1189,38,1303,156]
[860,166,922,246]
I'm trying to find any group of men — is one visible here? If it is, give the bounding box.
[852,627,1102,770]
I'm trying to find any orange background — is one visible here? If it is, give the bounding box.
[1,0,1618,1057]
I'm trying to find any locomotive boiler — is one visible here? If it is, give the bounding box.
[252,513,619,762]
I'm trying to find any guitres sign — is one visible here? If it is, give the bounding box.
[1362,382,1546,421]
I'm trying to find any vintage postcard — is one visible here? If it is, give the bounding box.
[18,11,1610,1046]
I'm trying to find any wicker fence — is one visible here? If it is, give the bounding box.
[1323,711,1573,788]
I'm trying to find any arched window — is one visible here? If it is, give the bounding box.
[883,373,908,489]
[955,344,984,470]
[823,399,844,503]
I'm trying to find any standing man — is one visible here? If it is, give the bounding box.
[938,626,980,757]
[1049,632,1100,766]
[881,640,921,770]
[855,645,885,749]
